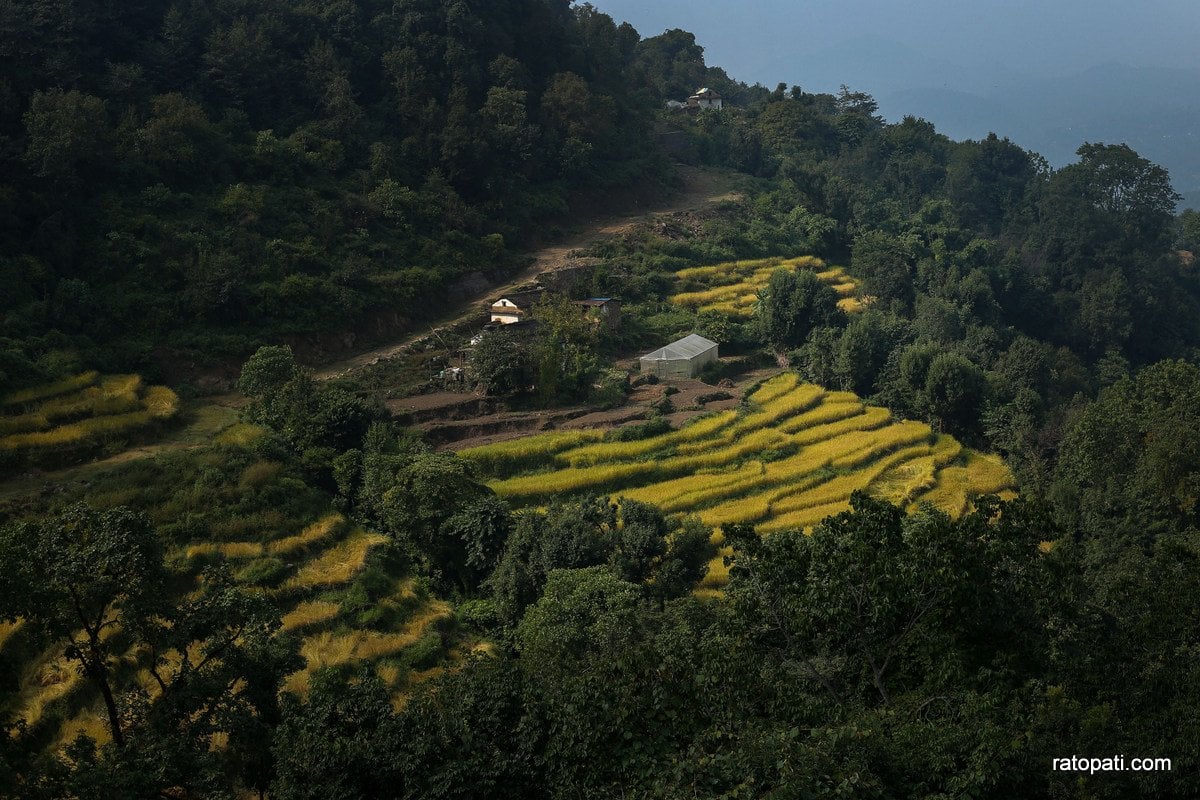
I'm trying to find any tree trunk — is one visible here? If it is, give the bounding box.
[83,639,124,747]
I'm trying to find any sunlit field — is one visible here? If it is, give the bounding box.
[461,373,1015,592]
[669,255,865,316]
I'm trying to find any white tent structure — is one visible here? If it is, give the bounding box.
[639,334,718,379]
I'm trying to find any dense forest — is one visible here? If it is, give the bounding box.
[3,2,1200,799]
[0,0,737,383]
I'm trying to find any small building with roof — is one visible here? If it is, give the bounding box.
[575,297,622,329]
[687,88,723,110]
[639,333,718,379]
[489,289,545,324]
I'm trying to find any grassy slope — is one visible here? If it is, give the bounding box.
[0,404,461,749]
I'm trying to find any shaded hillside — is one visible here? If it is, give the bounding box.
[0,1,730,387]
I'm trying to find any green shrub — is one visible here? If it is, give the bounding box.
[589,369,629,410]
[606,417,672,442]
[455,598,498,629]
[402,632,444,671]
[233,557,289,587]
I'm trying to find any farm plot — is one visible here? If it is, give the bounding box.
[0,371,180,466]
[461,373,1015,589]
[6,511,451,748]
[669,255,864,317]
[184,515,451,701]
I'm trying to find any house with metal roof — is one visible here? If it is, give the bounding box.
[639,333,718,379]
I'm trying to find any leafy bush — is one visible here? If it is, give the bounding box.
[233,557,289,587]
[606,417,673,442]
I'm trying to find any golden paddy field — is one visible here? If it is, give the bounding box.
[1,509,453,746]
[669,255,865,316]
[460,373,1015,593]
[0,371,179,455]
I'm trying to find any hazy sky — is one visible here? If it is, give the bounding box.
[590,0,1200,89]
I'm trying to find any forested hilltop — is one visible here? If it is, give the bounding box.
[3,2,1200,799]
[0,0,739,384]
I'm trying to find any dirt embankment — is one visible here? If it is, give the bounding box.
[404,366,771,453]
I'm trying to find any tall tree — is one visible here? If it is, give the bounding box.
[0,504,163,747]
[757,267,842,350]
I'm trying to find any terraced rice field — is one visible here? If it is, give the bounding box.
[669,255,864,317]
[1,511,451,746]
[461,373,1015,592]
[0,371,180,459]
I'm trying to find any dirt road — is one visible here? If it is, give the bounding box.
[0,169,741,495]
[314,166,742,381]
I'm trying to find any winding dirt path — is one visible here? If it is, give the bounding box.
[314,166,742,381]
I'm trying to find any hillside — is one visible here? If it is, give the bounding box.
[0,0,674,390]
[2,3,1200,799]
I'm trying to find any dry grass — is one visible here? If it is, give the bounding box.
[280,529,388,591]
[827,421,933,470]
[490,459,657,500]
[0,619,24,653]
[39,374,141,415]
[478,374,1013,536]
[669,254,860,318]
[142,385,180,419]
[671,280,761,307]
[695,473,832,526]
[776,400,864,433]
[558,411,738,468]
[2,371,99,407]
[656,448,836,515]
[747,372,800,405]
[732,383,825,433]
[216,422,266,447]
[962,451,1015,494]
[54,708,112,747]
[791,406,890,445]
[16,651,85,729]
[239,460,283,489]
[285,600,451,694]
[459,429,605,473]
[0,411,50,436]
[871,435,963,505]
[186,540,265,560]
[913,450,1017,518]
[620,461,765,511]
[758,499,854,533]
[281,600,342,632]
[268,514,344,556]
[0,375,179,453]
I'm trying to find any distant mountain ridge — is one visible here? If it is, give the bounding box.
[757,38,1200,207]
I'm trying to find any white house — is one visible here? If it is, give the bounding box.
[488,290,544,324]
[687,88,723,110]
